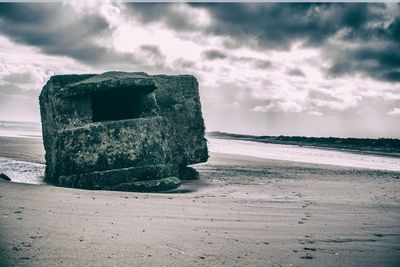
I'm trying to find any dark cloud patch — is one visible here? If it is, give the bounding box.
[327,4,400,83]
[140,44,165,61]
[353,46,400,68]
[254,60,272,70]
[191,3,375,49]
[125,4,170,23]
[229,56,272,69]
[287,68,305,77]
[388,17,400,42]
[202,49,227,60]
[2,72,37,84]
[173,58,196,69]
[228,56,272,69]
[140,44,162,56]
[328,41,400,82]
[126,2,398,83]
[189,3,399,83]
[384,71,400,82]
[0,3,135,66]
[125,3,202,32]
[0,83,37,97]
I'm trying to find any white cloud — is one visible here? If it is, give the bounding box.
[388,108,400,117]
[253,101,304,113]
[309,111,323,116]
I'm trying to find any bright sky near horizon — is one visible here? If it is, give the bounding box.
[0,2,399,137]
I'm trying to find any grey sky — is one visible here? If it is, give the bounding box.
[0,2,399,137]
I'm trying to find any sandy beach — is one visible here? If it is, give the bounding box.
[1,137,400,266]
[2,2,400,266]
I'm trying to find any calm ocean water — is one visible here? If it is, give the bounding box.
[0,121,44,184]
[0,120,42,138]
[0,121,399,185]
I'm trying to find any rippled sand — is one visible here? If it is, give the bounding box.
[1,137,400,266]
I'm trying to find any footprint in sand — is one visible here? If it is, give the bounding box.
[300,254,314,260]
[300,248,317,260]
[302,203,310,208]
[373,233,384,238]
[298,214,311,224]
[298,235,318,260]
[304,247,317,252]
[299,203,314,224]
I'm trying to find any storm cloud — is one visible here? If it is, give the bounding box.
[0,3,135,65]
[202,49,227,60]
[193,3,400,83]
[193,3,373,47]
[0,2,399,137]
[125,3,400,83]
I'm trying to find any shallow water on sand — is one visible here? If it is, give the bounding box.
[208,138,400,172]
[0,157,45,184]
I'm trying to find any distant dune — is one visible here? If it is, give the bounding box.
[208,132,400,157]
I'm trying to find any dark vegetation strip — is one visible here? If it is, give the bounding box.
[207,132,400,157]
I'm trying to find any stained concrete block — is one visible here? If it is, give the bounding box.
[39,71,208,191]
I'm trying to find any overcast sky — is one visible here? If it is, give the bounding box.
[0,2,399,137]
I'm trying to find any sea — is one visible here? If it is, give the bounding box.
[0,120,42,138]
[1,121,400,185]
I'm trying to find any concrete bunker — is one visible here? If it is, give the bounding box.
[39,72,208,192]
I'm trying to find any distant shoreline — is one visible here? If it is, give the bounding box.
[207,132,400,158]
[1,120,399,158]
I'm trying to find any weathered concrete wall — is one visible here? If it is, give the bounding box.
[39,71,208,191]
[153,75,208,167]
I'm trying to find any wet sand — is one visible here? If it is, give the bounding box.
[1,138,400,266]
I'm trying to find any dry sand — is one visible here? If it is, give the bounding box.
[1,138,400,266]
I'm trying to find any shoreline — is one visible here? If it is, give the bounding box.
[0,136,45,164]
[2,134,400,172]
[211,135,400,159]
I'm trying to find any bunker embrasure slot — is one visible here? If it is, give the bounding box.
[91,88,143,122]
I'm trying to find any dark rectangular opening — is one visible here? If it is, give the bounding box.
[91,89,143,122]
